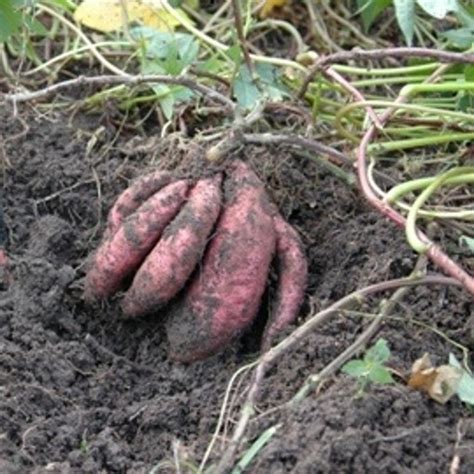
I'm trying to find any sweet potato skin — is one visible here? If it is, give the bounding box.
[261,214,307,350]
[166,161,276,362]
[107,170,173,237]
[122,174,223,317]
[84,179,190,301]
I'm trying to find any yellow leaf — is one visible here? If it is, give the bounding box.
[74,0,190,33]
[258,0,288,18]
[408,353,462,404]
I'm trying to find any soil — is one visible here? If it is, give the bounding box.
[0,104,473,474]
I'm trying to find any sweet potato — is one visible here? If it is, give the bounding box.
[84,179,190,301]
[166,161,276,362]
[261,214,307,350]
[122,174,223,317]
[107,170,173,237]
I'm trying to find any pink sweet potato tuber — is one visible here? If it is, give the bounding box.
[122,174,223,317]
[261,213,308,350]
[84,159,309,362]
[84,179,190,301]
[166,160,276,362]
[107,170,173,237]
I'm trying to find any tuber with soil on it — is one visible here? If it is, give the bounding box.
[166,161,277,362]
[84,179,190,300]
[122,174,223,317]
[106,169,173,237]
[84,160,308,361]
[261,214,308,351]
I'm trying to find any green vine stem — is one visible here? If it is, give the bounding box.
[385,172,474,204]
[400,81,474,97]
[406,167,474,253]
[368,162,474,220]
[332,63,440,76]
[369,132,474,152]
[334,100,474,144]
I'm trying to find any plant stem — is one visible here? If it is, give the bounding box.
[406,167,474,253]
[38,3,127,76]
[386,173,474,203]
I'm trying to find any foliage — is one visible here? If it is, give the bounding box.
[132,26,199,118]
[341,339,395,394]
[357,0,474,46]
[73,0,191,33]
[449,354,474,406]
[0,0,26,42]
[233,63,288,110]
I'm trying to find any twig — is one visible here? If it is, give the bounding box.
[214,274,461,473]
[231,0,255,77]
[303,0,342,52]
[243,132,351,166]
[199,361,257,472]
[23,41,131,77]
[38,3,127,77]
[322,67,382,128]
[253,19,306,55]
[292,254,428,402]
[161,0,306,72]
[2,74,236,111]
[298,48,474,98]
[320,0,377,48]
[244,132,394,188]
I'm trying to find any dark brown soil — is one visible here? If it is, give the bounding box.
[0,105,473,474]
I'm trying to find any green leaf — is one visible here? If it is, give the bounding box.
[132,28,199,74]
[226,44,242,65]
[233,63,288,109]
[416,0,459,19]
[459,236,474,253]
[341,360,369,377]
[234,66,260,109]
[25,15,48,36]
[464,65,474,83]
[357,0,392,31]
[449,354,474,406]
[0,0,23,42]
[394,0,416,45]
[365,338,391,364]
[180,38,199,67]
[441,27,474,48]
[256,63,287,99]
[369,366,395,384]
[232,425,280,474]
[141,59,165,75]
[457,93,474,112]
[198,56,224,75]
[456,4,474,27]
[159,92,175,120]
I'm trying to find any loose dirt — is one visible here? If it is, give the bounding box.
[0,106,472,473]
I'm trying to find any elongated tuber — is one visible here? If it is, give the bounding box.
[122,175,223,317]
[84,180,190,301]
[261,214,308,350]
[165,161,276,362]
[107,170,173,237]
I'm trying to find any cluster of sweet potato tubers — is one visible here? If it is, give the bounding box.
[84,160,308,362]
